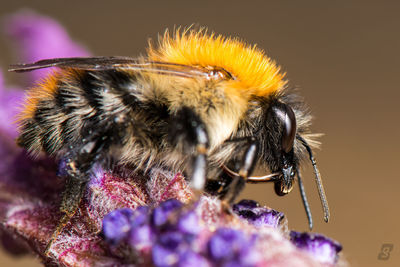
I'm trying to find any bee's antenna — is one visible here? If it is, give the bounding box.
[296,169,313,230]
[297,135,330,223]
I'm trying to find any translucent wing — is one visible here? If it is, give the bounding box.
[9,56,231,80]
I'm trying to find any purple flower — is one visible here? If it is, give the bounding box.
[102,208,135,245]
[157,230,186,251]
[103,205,155,253]
[207,228,260,266]
[233,199,259,209]
[152,199,183,228]
[178,249,209,267]
[178,211,201,236]
[153,243,180,266]
[131,206,152,226]
[4,10,89,83]
[102,199,206,266]
[102,201,265,267]
[0,70,24,138]
[233,199,285,228]
[290,231,343,265]
[102,200,204,266]
[129,224,154,249]
[208,228,245,261]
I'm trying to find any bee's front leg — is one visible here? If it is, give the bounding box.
[169,107,209,199]
[44,128,117,255]
[221,137,259,205]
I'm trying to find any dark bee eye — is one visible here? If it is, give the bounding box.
[273,104,297,153]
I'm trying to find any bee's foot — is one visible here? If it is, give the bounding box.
[221,200,233,215]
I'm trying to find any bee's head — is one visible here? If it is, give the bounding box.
[264,101,298,196]
[256,98,330,228]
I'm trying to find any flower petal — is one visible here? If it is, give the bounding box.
[290,231,343,264]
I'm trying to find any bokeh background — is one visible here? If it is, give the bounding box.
[0,1,399,266]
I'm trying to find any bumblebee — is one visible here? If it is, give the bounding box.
[10,29,329,253]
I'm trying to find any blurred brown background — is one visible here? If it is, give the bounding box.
[0,1,399,266]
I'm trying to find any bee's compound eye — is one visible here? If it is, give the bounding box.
[273,104,297,153]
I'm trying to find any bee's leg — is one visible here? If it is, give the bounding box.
[205,171,232,197]
[190,138,208,198]
[221,137,259,209]
[44,176,87,255]
[44,135,112,255]
[169,107,209,200]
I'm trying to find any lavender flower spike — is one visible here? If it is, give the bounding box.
[233,199,285,228]
[4,10,90,83]
[0,70,24,138]
[102,208,135,245]
[290,231,343,265]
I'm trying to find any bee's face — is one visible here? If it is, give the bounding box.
[263,101,298,196]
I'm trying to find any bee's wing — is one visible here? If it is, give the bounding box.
[9,56,138,71]
[8,56,212,79]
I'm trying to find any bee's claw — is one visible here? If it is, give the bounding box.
[221,200,233,215]
[43,240,53,257]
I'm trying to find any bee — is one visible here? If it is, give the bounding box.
[10,29,329,254]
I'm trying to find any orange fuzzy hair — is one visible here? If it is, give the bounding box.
[147,29,287,97]
[18,70,62,121]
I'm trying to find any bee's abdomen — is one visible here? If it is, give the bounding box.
[17,69,142,155]
[18,98,65,153]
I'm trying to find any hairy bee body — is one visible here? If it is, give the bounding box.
[18,68,237,172]
[12,30,329,253]
[17,66,312,180]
